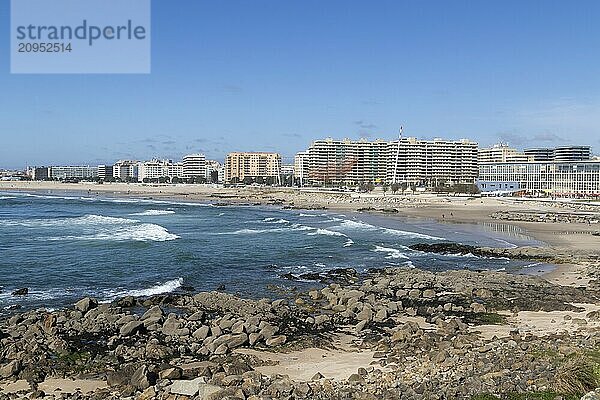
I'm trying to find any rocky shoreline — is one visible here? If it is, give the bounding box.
[2,244,600,400]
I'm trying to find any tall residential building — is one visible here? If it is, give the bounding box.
[387,138,478,186]
[113,160,139,182]
[224,152,281,184]
[302,137,478,186]
[49,166,98,180]
[138,160,183,182]
[479,144,528,163]
[306,138,389,185]
[478,161,600,196]
[294,151,310,186]
[524,146,591,162]
[182,153,207,180]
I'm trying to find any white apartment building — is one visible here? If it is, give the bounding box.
[138,160,183,182]
[113,160,139,182]
[478,161,600,196]
[49,166,98,180]
[224,152,281,184]
[479,144,528,163]
[387,138,478,186]
[303,137,478,186]
[294,151,310,186]
[182,153,207,179]
[306,138,389,185]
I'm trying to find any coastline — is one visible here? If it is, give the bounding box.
[2,181,600,398]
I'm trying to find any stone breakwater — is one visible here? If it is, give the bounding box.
[491,210,600,225]
[2,262,600,399]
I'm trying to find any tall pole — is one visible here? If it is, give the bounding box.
[392,126,404,184]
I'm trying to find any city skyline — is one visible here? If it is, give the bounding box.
[2,1,600,168]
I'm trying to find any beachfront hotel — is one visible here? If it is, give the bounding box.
[478,145,600,196]
[224,152,282,184]
[299,137,478,186]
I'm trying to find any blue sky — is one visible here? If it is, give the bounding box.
[1,0,599,168]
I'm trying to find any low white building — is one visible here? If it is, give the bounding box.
[50,166,98,180]
[478,161,600,196]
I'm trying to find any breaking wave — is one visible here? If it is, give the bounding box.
[334,219,444,240]
[373,245,410,259]
[105,278,184,299]
[0,214,138,228]
[130,209,176,216]
[307,228,347,237]
[263,218,289,224]
[49,223,179,242]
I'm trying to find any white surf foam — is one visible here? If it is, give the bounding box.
[217,228,286,235]
[263,218,289,224]
[0,214,138,228]
[0,196,17,200]
[49,223,179,242]
[106,278,184,299]
[373,245,410,259]
[307,228,347,237]
[131,209,176,216]
[343,238,355,247]
[334,219,444,240]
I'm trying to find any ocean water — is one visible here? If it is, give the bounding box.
[0,191,546,312]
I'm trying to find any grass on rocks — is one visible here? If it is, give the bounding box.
[553,355,599,395]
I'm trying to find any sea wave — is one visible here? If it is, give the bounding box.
[130,209,176,216]
[343,239,354,247]
[373,245,410,259]
[307,228,347,237]
[0,196,17,200]
[105,278,184,300]
[0,214,138,228]
[216,228,287,235]
[48,222,179,242]
[14,193,213,208]
[335,219,444,240]
[263,218,289,224]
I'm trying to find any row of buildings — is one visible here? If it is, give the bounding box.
[30,155,224,184]
[26,138,600,197]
